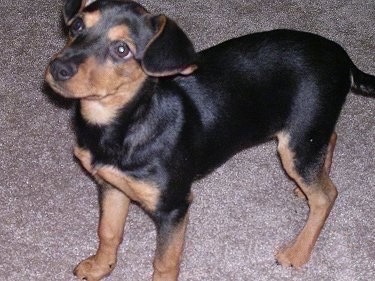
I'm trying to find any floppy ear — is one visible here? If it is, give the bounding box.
[64,0,96,24]
[141,15,197,77]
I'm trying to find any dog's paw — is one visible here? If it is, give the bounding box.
[275,246,309,269]
[73,255,115,281]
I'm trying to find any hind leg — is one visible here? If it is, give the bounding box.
[323,132,337,173]
[293,132,337,199]
[276,132,338,268]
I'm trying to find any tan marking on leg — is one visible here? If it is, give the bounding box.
[293,187,306,199]
[74,186,130,280]
[275,132,337,268]
[153,214,189,281]
[74,146,94,174]
[324,132,337,174]
[292,132,337,200]
[96,166,160,212]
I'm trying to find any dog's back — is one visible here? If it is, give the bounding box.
[164,29,373,174]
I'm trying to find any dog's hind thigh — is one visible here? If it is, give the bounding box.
[275,132,338,268]
[293,131,337,198]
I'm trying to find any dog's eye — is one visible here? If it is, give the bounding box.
[70,18,85,36]
[110,41,132,60]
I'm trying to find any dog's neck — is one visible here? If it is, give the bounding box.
[78,77,160,127]
[80,95,125,126]
[79,77,152,126]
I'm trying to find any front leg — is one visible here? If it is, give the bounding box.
[153,204,190,281]
[76,158,190,280]
[74,184,130,281]
[74,146,94,174]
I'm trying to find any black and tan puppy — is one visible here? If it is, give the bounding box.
[45,0,375,280]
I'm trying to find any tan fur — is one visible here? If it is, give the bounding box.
[107,25,138,54]
[45,23,148,125]
[275,132,338,268]
[70,55,146,125]
[153,214,189,281]
[96,166,160,212]
[74,147,160,212]
[74,186,131,280]
[74,146,93,173]
[108,25,130,43]
[83,10,102,28]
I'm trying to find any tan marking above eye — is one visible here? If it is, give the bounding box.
[83,10,102,28]
[107,25,137,54]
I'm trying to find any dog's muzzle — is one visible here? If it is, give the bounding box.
[49,58,78,81]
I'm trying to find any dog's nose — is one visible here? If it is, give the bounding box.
[50,58,78,81]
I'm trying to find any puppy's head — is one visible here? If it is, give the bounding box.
[45,0,197,100]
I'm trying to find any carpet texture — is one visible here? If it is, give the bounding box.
[0,0,374,280]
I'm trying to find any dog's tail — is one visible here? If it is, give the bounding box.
[351,64,375,97]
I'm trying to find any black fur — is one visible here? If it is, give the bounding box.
[73,26,374,215]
